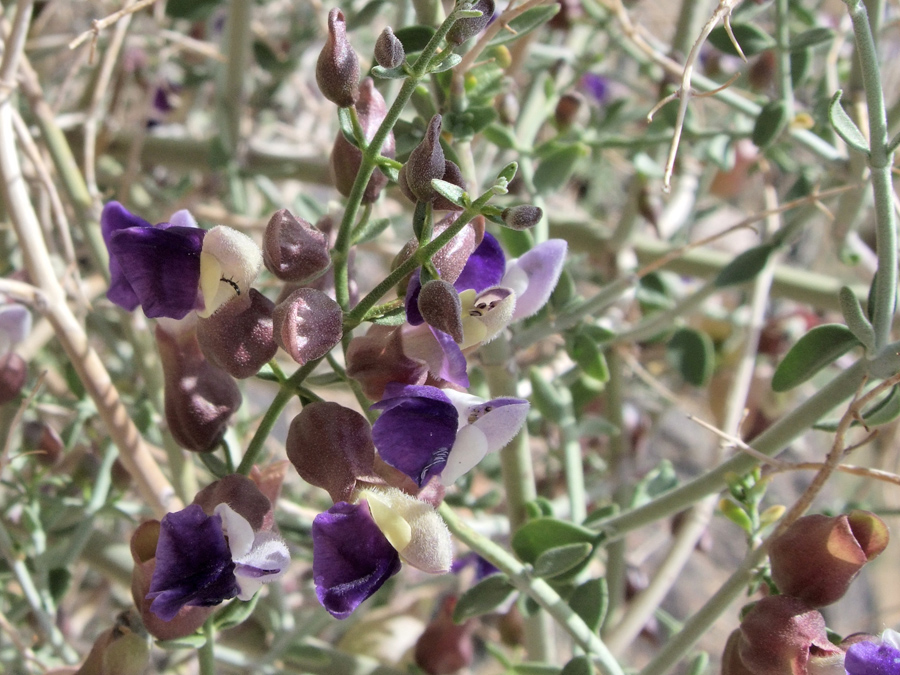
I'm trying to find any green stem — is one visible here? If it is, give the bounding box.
[774,0,794,116]
[439,503,625,675]
[843,0,896,349]
[199,618,216,675]
[218,0,253,155]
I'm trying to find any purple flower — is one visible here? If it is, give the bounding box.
[147,503,289,621]
[580,73,611,106]
[846,629,900,675]
[372,383,529,487]
[312,500,402,619]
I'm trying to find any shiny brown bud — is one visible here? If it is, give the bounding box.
[738,596,841,675]
[331,79,395,204]
[156,324,241,453]
[286,401,376,502]
[196,288,277,379]
[447,0,495,45]
[131,521,214,640]
[316,8,360,107]
[399,115,446,203]
[418,280,464,343]
[263,209,331,283]
[0,352,26,404]
[501,205,543,230]
[192,474,271,531]
[374,27,405,69]
[272,288,343,365]
[769,511,889,607]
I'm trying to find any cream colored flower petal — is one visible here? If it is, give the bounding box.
[198,226,263,317]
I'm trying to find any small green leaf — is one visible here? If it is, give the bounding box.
[512,517,597,565]
[790,27,835,51]
[199,451,229,478]
[715,244,775,287]
[533,144,586,195]
[839,286,875,353]
[488,5,561,47]
[708,23,776,57]
[529,368,568,422]
[569,578,608,632]
[393,25,435,53]
[353,217,392,245]
[532,543,593,578]
[582,503,619,528]
[667,328,714,387]
[772,324,860,392]
[482,124,518,150]
[431,179,468,207]
[214,594,260,630]
[569,333,610,383]
[630,460,678,508]
[828,91,869,154]
[369,306,407,326]
[790,48,812,88]
[687,652,710,675]
[752,100,790,148]
[497,161,519,183]
[815,385,900,431]
[453,574,516,622]
[430,53,462,73]
[561,656,593,675]
[371,65,407,79]
[345,0,387,29]
[156,633,208,650]
[337,107,358,148]
[719,498,753,533]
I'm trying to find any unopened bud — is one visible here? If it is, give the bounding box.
[548,0,582,30]
[316,8,360,107]
[23,421,64,466]
[331,79,395,204]
[554,91,585,129]
[156,324,241,453]
[196,288,277,379]
[263,209,331,283]
[418,280,464,343]
[501,205,543,230]
[0,352,26,405]
[399,115,446,203]
[75,610,150,675]
[447,0,495,45]
[286,401,376,502]
[374,27,405,69]
[415,597,475,675]
[272,288,343,365]
[769,511,889,607]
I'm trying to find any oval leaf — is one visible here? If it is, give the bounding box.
[752,100,790,148]
[667,327,714,387]
[512,517,597,565]
[569,333,610,383]
[828,90,869,154]
[771,323,860,392]
[561,655,593,675]
[533,144,586,195]
[453,574,516,622]
[715,244,775,287]
[708,23,775,57]
[488,5,561,47]
[790,27,835,52]
[569,577,608,632]
[532,542,593,578]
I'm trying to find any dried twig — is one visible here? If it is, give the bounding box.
[68,0,160,53]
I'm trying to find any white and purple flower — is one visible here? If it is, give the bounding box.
[845,629,900,675]
[371,383,529,487]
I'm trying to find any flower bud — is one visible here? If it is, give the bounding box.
[156,324,241,452]
[501,205,543,230]
[0,352,26,404]
[399,115,446,203]
[738,596,842,675]
[272,288,343,364]
[548,0,582,30]
[74,610,150,675]
[418,280,464,343]
[374,27,405,69]
[23,421,64,466]
[286,402,376,502]
[769,511,889,607]
[130,520,214,640]
[414,597,475,675]
[263,209,331,283]
[196,288,277,379]
[721,629,757,675]
[554,91,585,129]
[447,0,495,45]
[346,324,429,401]
[316,8,360,107]
[331,79,395,204]
[192,474,271,531]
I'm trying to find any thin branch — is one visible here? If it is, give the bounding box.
[68,0,161,51]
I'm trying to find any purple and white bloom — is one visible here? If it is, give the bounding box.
[0,302,31,355]
[102,201,262,320]
[845,628,900,675]
[371,383,529,487]
[312,487,452,619]
[146,503,289,621]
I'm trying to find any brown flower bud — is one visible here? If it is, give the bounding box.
[192,474,271,531]
[286,401,376,502]
[501,205,543,230]
[131,520,213,640]
[156,324,242,453]
[738,596,842,675]
[331,79,395,204]
[554,91,585,129]
[721,630,757,675]
[769,511,889,607]
[374,27,405,69]
[316,8,359,107]
[399,115,446,203]
[548,0,582,30]
[196,288,277,379]
[74,610,150,675]
[418,280,463,343]
[272,288,343,364]
[414,596,475,675]
[23,420,64,466]
[0,352,26,404]
[447,0,495,45]
[346,324,428,401]
[263,209,331,283]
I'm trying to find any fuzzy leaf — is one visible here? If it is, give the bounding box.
[790,28,835,52]
[453,574,516,622]
[828,90,869,154]
[569,577,608,632]
[772,324,860,392]
[715,245,775,287]
[512,518,597,566]
[752,100,790,148]
[532,543,593,578]
[667,327,714,387]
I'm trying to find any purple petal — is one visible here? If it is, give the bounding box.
[501,239,567,321]
[147,504,239,621]
[109,226,205,319]
[312,501,402,619]
[405,270,425,325]
[846,641,900,675]
[372,387,458,486]
[581,73,610,105]
[431,327,469,388]
[374,383,455,411]
[453,232,505,293]
[102,202,154,311]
